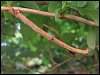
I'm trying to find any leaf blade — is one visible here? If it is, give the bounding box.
[87,28,96,49]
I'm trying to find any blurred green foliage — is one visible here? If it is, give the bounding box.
[1,1,99,74]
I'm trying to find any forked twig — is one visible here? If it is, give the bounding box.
[51,55,75,70]
[2,7,91,55]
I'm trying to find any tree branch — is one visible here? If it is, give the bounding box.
[1,7,91,55]
[1,6,96,27]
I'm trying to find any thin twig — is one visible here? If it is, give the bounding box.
[42,24,78,55]
[43,24,63,41]
[2,7,91,55]
[1,6,96,26]
[48,49,57,65]
[51,55,75,70]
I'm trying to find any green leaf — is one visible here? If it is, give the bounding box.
[27,14,49,27]
[2,11,15,35]
[62,33,76,44]
[32,34,41,44]
[87,28,96,49]
[87,9,99,26]
[71,1,87,7]
[94,1,99,9]
[20,22,36,42]
[88,49,95,56]
[83,1,99,9]
[19,1,39,10]
[95,27,99,45]
[3,24,14,35]
[48,1,58,13]
[41,55,49,66]
[20,14,49,42]
[3,11,13,21]
[46,18,60,31]
[78,23,85,35]
[62,1,67,9]
[28,41,37,52]
[78,9,99,26]
[55,8,60,22]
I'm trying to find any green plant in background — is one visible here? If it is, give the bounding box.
[1,1,99,74]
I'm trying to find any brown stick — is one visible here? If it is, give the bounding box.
[4,7,91,55]
[1,7,91,55]
[1,6,96,26]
